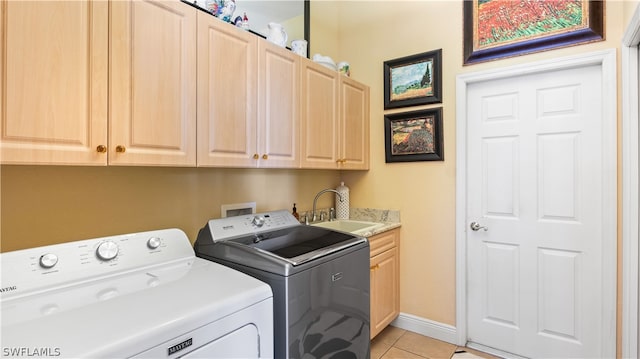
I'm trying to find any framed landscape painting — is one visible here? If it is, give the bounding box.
[463,0,604,65]
[383,49,442,109]
[384,108,443,163]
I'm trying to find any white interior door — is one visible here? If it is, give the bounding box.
[464,60,615,358]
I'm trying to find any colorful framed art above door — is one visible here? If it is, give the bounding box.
[463,0,604,65]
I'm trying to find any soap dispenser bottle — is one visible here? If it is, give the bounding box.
[292,203,300,220]
[335,182,349,220]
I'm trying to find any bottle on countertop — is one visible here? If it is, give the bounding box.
[292,203,299,220]
[335,182,349,220]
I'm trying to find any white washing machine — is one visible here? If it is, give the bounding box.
[0,228,273,358]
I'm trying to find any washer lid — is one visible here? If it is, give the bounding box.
[195,210,368,269]
[226,225,366,266]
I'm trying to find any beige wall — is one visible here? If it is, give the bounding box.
[0,166,340,252]
[624,0,640,29]
[309,0,626,328]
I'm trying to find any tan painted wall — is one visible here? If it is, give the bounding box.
[308,0,625,328]
[624,0,640,29]
[0,166,340,252]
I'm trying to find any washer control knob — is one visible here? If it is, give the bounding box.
[96,241,119,261]
[252,215,266,227]
[147,237,161,249]
[39,253,58,269]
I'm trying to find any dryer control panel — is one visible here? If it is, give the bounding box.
[0,228,194,299]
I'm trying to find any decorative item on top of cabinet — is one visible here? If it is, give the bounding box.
[369,228,400,339]
[1,0,198,166]
[266,22,288,47]
[196,14,299,168]
[291,39,307,57]
[300,60,370,170]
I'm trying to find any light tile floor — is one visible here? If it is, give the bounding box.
[371,326,502,359]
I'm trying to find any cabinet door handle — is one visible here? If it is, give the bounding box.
[253,153,259,159]
[115,145,126,153]
[262,154,268,160]
[370,264,379,270]
[96,145,107,153]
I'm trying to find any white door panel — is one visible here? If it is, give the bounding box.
[466,64,606,358]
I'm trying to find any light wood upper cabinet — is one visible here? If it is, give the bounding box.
[197,15,299,168]
[0,1,109,165]
[196,13,258,167]
[1,0,196,166]
[198,20,367,170]
[300,61,370,170]
[300,61,340,169]
[369,228,400,339]
[257,40,300,168]
[340,76,370,170]
[110,0,197,166]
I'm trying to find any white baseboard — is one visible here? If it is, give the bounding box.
[390,312,459,345]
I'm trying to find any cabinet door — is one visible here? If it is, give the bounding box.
[110,0,196,166]
[370,246,400,339]
[0,0,108,165]
[300,61,339,169]
[197,13,257,167]
[339,76,370,170]
[257,41,300,168]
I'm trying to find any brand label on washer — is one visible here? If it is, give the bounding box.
[167,338,192,356]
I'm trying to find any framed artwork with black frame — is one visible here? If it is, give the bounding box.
[463,0,604,65]
[384,108,443,163]
[383,49,442,109]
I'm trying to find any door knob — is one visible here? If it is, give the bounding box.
[470,221,488,232]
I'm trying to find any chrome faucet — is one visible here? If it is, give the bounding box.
[312,189,343,223]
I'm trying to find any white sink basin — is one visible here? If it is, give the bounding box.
[311,220,384,236]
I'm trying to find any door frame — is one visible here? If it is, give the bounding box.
[622,4,640,358]
[455,49,618,357]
